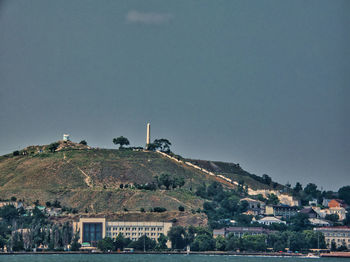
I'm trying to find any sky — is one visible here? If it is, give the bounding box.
[0,0,349,190]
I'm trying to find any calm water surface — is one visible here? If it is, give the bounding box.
[0,254,346,262]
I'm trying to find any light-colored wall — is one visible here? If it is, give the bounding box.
[315,228,350,249]
[106,221,172,248]
[73,217,106,244]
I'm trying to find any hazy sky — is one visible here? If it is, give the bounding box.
[0,0,349,190]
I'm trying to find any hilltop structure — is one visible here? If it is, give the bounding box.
[146,123,151,148]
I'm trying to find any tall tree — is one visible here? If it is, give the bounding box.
[113,136,130,149]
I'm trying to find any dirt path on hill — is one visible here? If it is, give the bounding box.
[77,167,93,188]
[160,191,192,208]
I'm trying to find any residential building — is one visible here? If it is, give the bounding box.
[328,199,347,209]
[314,227,350,249]
[309,218,330,227]
[257,216,286,226]
[73,217,172,248]
[308,199,318,206]
[300,207,319,218]
[265,205,298,218]
[240,198,265,216]
[0,201,23,209]
[328,207,347,221]
[213,227,271,238]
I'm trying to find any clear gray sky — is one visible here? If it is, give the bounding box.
[0,0,349,190]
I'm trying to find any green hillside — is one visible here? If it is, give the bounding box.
[0,141,283,216]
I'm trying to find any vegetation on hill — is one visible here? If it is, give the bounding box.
[186,159,284,190]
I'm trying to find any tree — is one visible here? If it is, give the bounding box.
[48,142,59,153]
[290,213,311,231]
[156,234,168,250]
[79,140,87,145]
[304,183,319,198]
[338,186,350,205]
[153,139,172,153]
[12,151,19,156]
[70,232,81,251]
[293,182,303,193]
[0,205,19,223]
[128,235,156,251]
[97,237,114,252]
[262,174,272,185]
[113,136,130,149]
[190,234,215,251]
[267,193,279,205]
[10,196,17,202]
[178,206,185,212]
[215,235,227,251]
[168,226,187,250]
[114,233,127,251]
[11,232,24,251]
[159,173,172,190]
[325,214,339,222]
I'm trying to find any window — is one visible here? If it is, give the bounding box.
[82,223,103,245]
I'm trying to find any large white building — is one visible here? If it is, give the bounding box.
[314,227,350,249]
[73,217,172,248]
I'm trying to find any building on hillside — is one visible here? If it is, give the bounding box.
[308,198,318,206]
[63,134,70,141]
[256,216,286,226]
[328,207,347,221]
[265,205,298,218]
[328,199,347,209]
[73,217,172,248]
[314,227,350,249]
[240,198,265,216]
[300,207,319,218]
[323,199,331,207]
[309,218,330,227]
[0,201,23,209]
[213,227,271,238]
[312,207,327,219]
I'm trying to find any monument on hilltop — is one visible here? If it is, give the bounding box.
[146,123,151,148]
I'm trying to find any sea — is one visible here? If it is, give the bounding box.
[0,254,347,262]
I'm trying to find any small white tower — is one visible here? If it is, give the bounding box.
[146,123,151,146]
[63,134,70,141]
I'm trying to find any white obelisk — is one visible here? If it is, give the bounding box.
[146,123,151,147]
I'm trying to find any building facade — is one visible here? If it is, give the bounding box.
[314,227,350,249]
[257,216,286,226]
[213,227,271,238]
[265,205,298,218]
[73,218,172,248]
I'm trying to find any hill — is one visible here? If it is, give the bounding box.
[0,141,285,221]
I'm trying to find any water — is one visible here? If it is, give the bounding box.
[0,254,345,262]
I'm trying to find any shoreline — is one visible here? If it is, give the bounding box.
[0,251,349,257]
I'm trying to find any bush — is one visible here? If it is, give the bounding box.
[79,140,87,145]
[12,151,19,156]
[178,206,185,212]
[153,207,166,213]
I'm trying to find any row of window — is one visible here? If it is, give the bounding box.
[107,227,163,231]
[106,233,159,241]
[326,238,350,243]
[324,233,350,237]
[107,232,161,237]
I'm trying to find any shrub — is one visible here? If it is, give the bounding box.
[153,207,166,213]
[178,206,185,212]
[12,151,19,156]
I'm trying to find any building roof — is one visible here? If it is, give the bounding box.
[258,216,283,222]
[300,207,318,214]
[309,218,330,225]
[315,226,350,231]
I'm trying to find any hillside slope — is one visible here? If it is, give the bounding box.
[0,141,284,215]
